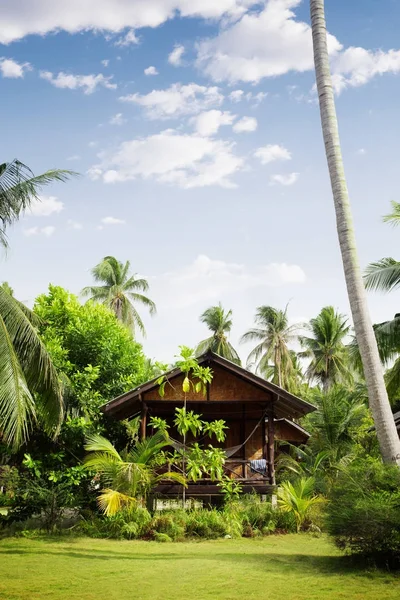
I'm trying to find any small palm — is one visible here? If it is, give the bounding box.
[82,256,156,336]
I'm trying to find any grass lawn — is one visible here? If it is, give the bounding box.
[0,534,398,600]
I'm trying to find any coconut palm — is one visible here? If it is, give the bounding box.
[0,159,73,248]
[299,306,352,391]
[195,304,240,365]
[0,159,73,448]
[84,431,186,516]
[277,477,324,533]
[240,305,299,390]
[364,202,400,293]
[0,285,63,449]
[310,0,400,463]
[82,256,156,336]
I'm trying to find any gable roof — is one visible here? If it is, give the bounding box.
[103,351,316,419]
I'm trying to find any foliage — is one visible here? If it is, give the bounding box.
[241,305,300,392]
[299,306,352,391]
[304,386,368,470]
[81,256,156,335]
[84,431,186,515]
[0,285,63,449]
[226,495,277,537]
[0,159,74,248]
[326,460,400,568]
[277,477,325,533]
[217,476,243,504]
[196,303,241,365]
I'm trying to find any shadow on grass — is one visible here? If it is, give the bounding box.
[0,545,373,577]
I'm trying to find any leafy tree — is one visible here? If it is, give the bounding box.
[82,256,156,336]
[299,306,352,391]
[196,303,240,365]
[310,0,400,464]
[241,305,299,390]
[84,431,186,515]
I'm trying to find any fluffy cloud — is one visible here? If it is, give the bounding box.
[115,29,139,46]
[109,112,126,125]
[229,90,244,102]
[28,196,64,217]
[232,116,257,133]
[101,216,126,225]
[270,172,299,186]
[88,129,244,189]
[0,1,256,44]
[155,254,306,309]
[40,71,117,94]
[254,144,291,164]
[144,65,158,76]
[120,83,223,119]
[197,0,342,83]
[168,44,185,66]
[23,226,55,237]
[331,47,400,93]
[192,110,235,136]
[0,57,31,78]
[101,59,110,67]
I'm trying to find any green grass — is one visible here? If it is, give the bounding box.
[0,535,398,600]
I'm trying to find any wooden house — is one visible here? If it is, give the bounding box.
[103,352,315,499]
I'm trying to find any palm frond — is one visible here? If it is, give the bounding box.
[364,258,400,293]
[97,489,136,517]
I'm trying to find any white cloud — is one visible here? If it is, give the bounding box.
[23,225,55,237]
[331,47,400,93]
[67,219,83,230]
[0,1,256,44]
[88,141,98,148]
[120,82,223,119]
[229,90,244,102]
[66,154,81,161]
[192,110,235,136]
[144,65,158,76]
[196,0,342,83]
[115,28,139,46]
[232,116,257,133]
[109,112,126,125]
[40,70,117,94]
[88,129,244,189]
[168,44,185,66]
[0,57,31,78]
[155,254,306,309]
[270,172,299,186]
[101,216,126,225]
[356,148,366,155]
[28,196,64,217]
[101,59,110,67]
[254,144,291,165]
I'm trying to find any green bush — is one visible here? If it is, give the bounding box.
[227,495,275,537]
[150,511,187,541]
[326,460,400,569]
[185,509,229,539]
[78,507,152,540]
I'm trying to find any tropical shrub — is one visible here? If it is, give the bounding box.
[227,495,276,537]
[277,478,325,532]
[326,460,400,568]
[185,509,230,539]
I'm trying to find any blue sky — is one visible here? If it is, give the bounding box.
[1,0,400,363]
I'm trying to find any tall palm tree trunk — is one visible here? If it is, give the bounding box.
[310,0,400,464]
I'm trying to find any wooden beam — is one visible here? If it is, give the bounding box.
[267,406,276,485]
[140,400,148,440]
[262,407,267,460]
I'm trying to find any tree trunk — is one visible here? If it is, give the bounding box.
[310,0,400,465]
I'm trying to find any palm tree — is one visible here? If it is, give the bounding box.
[0,159,73,448]
[82,256,156,336]
[240,305,299,391]
[195,304,240,365]
[299,306,352,391]
[0,159,73,248]
[310,0,400,464]
[84,431,186,516]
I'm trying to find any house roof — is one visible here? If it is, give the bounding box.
[275,418,311,439]
[103,351,316,420]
